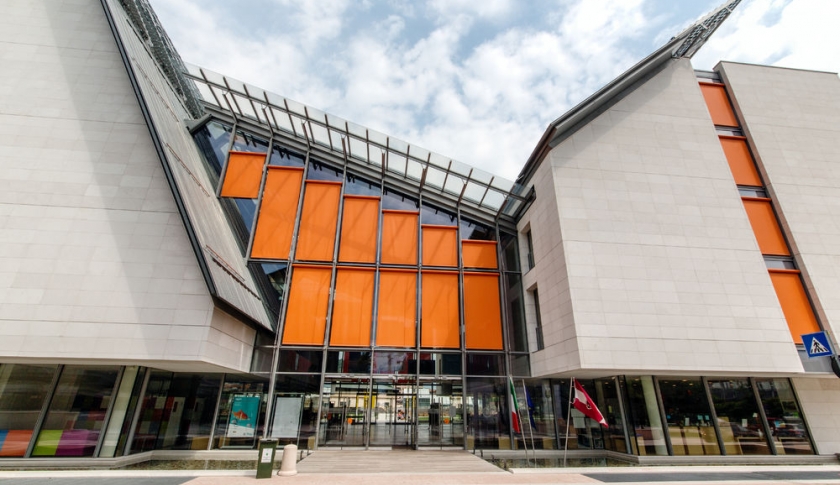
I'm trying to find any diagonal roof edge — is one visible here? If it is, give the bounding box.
[515,0,741,187]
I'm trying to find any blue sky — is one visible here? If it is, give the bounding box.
[148,0,839,180]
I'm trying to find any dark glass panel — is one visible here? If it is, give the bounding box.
[193,120,233,178]
[232,198,257,234]
[382,186,419,211]
[344,173,380,196]
[755,378,814,455]
[659,378,720,456]
[249,262,287,326]
[213,375,268,449]
[32,366,119,457]
[707,378,771,455]
[250,331,274,375]
[465,353,504,376]
[510,354,530,377]
[232,130,269,153]
[269,143,305,168]
[417,353,462,376]
[553,379,628,453]
[306,160,343,182]
[500,231,520,272]
[372,352,416,374]
[277,349,323,373]
[0,364,57,457]
[505,273,528,352]
[465,377,508,449]
[459,217,495,241]
[325,351,372,374]
[622,376,668,456]
[515,380,556,449]
[130,372,222,453]
[421,203,457,226]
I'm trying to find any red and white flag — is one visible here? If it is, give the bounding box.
[508,376,521,434]
[572,379,607,427]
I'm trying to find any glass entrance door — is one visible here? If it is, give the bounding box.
[369,379,415,447]
[417,379,464,447]
[318,378,369,447]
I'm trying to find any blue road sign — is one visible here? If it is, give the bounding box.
[802,331,834,358]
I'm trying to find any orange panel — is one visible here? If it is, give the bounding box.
[330,267,375,347]
[422,225,458,267]
[251,167,304,259]
[464,272,503,350]
[220,151,266,198]
[296,181,342,261]
[338,196,380,263]
[376,269,417,347]
[282,265,332,345]
[381,211,418,265]
[0,430,32,457]
[700,83,739,127]
[421,271,460,348]
[462,240,498,269]
[720,136,762,186]
[743,198,789,256]
[769,270,820,343]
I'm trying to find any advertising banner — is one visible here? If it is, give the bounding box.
[227,394,261,438]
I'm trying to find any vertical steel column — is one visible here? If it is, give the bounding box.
[749,377,777,455]
[207,374,226,450]
[263,133,312,440]
[652,377,673,456]
[25,365,63,458]
[365,159,386,449]
[123,367,151,457]
[94,366,125,457]
[414,186,423,449]
[702,376,726,455]
[612,376,633,455]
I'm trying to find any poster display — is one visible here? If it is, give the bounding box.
[271,396,303,438]
[227,394,261,438]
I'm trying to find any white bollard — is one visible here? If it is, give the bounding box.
[277,444,298,476]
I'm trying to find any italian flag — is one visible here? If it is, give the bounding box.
[508,376,521,434]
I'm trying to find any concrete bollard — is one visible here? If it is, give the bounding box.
[277,444,298,476]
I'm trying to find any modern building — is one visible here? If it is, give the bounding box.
[2,0,840,464]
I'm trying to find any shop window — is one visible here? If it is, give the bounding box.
[32,366,119,457]
[659,378,720,456]
[707,379,772,455]
[754,378,814,455]
[212,375,268,449]
[622,376,668,456]
[465,377,508,449]
[0,364,57,457]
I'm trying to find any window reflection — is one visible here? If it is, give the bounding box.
[623,376,667,455]
[707,379,771,455]
[465,377,508,449]
[659,378,720,455]
[0,364,57,457]
[755,378,814,455]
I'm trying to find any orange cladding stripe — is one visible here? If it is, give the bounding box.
[251,167,304,259]
[296,181,342,261]
[422,225,458,267]
[381,211,418,264]
[742,198,790,256]
[769,271,820,344]
[330,267,375,347]
[338,196,380,263]
[462,240,498,269]
[719,137,762,186]
[421,271,460,348]
[282,265,332,345]
[376,269,417,347]
[463,272,503,350]
[699,83,739,127]
[220,151,265,198]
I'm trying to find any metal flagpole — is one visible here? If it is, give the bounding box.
[563,377,574,468]
[521,380,536,467]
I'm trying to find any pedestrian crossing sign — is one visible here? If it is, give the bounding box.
[802,331,834,358]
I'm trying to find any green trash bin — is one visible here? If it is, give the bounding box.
[256,439,278,479]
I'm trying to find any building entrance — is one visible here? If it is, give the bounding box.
[369,379,415,447]
[417,378,464,447]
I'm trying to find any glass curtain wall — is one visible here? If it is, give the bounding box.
[658,378,720,456]
[554,378,629,452]
[755,378,814,455]
[0,364,58,457]
[708,379,772,455]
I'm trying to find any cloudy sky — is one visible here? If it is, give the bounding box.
[148,0,839,180]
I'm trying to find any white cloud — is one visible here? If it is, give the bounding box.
[148,0,839,181]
